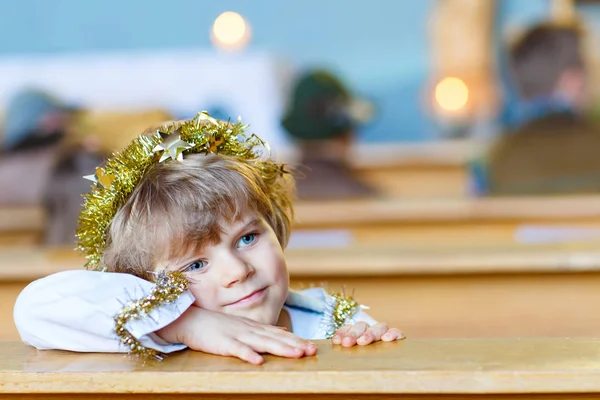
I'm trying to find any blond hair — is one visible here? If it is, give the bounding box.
[102,152,294,281]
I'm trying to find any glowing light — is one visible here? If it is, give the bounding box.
[211,11,250,50]
[435,77,469,111]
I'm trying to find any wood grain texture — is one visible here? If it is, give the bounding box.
[3,339,600,395]
[294,196,600,228]
[3,395,600,399]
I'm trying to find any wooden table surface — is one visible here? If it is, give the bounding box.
[2,339,600,399]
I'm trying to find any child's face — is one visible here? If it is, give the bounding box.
[159,212,289,326]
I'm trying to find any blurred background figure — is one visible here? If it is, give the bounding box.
[282,70,375,200]
[471,21,600,195]
[0,88,104,245]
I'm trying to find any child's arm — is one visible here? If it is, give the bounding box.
[156,306,317,364]
[14,270,317,363]
[14,270,194,354]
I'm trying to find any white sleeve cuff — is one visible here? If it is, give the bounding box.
[125,291,195,353]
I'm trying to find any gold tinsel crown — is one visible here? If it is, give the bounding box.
[77,111,285,271]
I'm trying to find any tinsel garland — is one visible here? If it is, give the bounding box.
[322,292,361,338]
[114,271,189,359]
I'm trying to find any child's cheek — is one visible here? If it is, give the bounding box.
[189,282,218,310]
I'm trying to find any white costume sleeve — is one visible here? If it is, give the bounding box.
[13,270,194,354]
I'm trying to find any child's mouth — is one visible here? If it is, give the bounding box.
[226,287,268,307]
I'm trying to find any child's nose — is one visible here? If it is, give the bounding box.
[220,256,255,287]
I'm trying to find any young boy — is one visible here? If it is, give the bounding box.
[14,112,403,365]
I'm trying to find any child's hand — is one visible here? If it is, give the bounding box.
[157,306,317,365]
[331,321,404,347]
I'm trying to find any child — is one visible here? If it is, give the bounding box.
[471,23,600,195]
[14,112,403,365]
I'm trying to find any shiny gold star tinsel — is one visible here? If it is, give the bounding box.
[322,292,361,338]
[114,271,189,359]
[77,111,287,271]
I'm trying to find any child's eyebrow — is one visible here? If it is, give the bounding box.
[237,218,261,233]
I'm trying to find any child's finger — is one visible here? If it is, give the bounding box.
[265,329,316,352]
[248,333,308,359]
[357,322,388,345]
[251,323,316,354]
[349,321,369,337]
[356,331,375,346]
[342,322,369,347]
[381,328,406,342]
[304,343,318,356]
[332,324,352,344]
[230,341,264,365]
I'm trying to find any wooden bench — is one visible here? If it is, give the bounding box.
[2,338,600,398]
[295,195,600,228]
[5,194,600,247]
[3,243,600,341]
[293,195,600,247]
[348,139,471,198]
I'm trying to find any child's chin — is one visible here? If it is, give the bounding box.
[241,309,278,325]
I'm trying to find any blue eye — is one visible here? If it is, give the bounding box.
[237,233,256,248]
[184,260,206,272]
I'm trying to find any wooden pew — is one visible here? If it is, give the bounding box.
[2,339,600,398]
[295,195,600,228]
[3,243,600,341]
[293,195,600,247]
[6,194,600,247]
[348,139,471,198]
[294,243,600,339]
[0,207,45,246]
